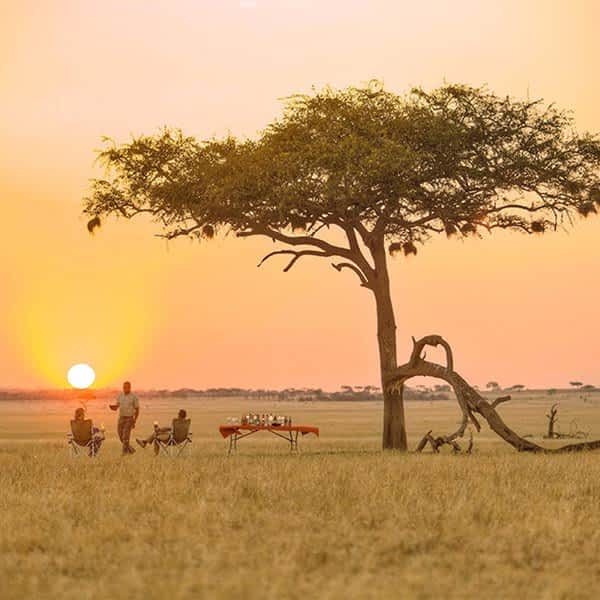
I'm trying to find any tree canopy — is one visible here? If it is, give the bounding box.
[85,82,600,283]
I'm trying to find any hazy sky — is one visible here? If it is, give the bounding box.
[1,0,599,390]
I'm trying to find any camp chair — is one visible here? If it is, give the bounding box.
[156,418,192,457]
[67,419,98,457]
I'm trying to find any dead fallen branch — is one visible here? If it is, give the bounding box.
[387,335,600,454]
[415,429,473,454]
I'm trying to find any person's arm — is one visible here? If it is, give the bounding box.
[132,396,140,427]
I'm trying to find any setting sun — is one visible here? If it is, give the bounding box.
[67,363,96,389]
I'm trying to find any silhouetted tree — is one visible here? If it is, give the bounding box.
[83,82,600,450]
[569,381,583,388]
[486,381,500,391]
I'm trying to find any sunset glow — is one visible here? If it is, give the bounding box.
[1,1,599,390]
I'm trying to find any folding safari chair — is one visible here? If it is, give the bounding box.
[67,419,97,457]
[156,419,192,457]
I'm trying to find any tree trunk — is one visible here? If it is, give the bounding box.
[371,242,407,451]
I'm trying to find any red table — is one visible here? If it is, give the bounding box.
[219,424,319,454]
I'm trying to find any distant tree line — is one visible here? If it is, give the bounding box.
[0,381,597,403]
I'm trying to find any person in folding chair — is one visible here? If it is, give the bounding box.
[135,409,192,456]
[68,407,105,457]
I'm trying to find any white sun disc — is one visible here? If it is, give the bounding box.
[67,364,96,389]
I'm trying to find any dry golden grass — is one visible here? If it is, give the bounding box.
[1,393,600,599]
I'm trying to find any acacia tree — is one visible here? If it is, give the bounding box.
[83,83,600,450]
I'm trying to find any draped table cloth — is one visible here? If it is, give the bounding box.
[219,424,319,454]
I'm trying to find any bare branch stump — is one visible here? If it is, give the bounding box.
[544,403,559,439]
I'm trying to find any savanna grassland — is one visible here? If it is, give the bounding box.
[1,392,600,600]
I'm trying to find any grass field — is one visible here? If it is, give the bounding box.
[1,392,600,599]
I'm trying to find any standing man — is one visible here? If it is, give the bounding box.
[109,381,140,455]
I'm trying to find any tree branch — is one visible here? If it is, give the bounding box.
[331,262,371,288]
[408,334,454,371]
[238,225,354,259]
[257,249,333,272]
[239,225,375,288]
[159,221,203,239]
[340,223,375,276]
[491,395,512,408]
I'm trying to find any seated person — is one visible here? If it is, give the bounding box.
[73,407,105,456]
[136,409,188,454]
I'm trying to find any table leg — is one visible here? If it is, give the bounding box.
[226,428,309,455]
[227,429,262,455]
[289,430,299,453]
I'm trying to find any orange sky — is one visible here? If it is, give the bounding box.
[1,0,599,390]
